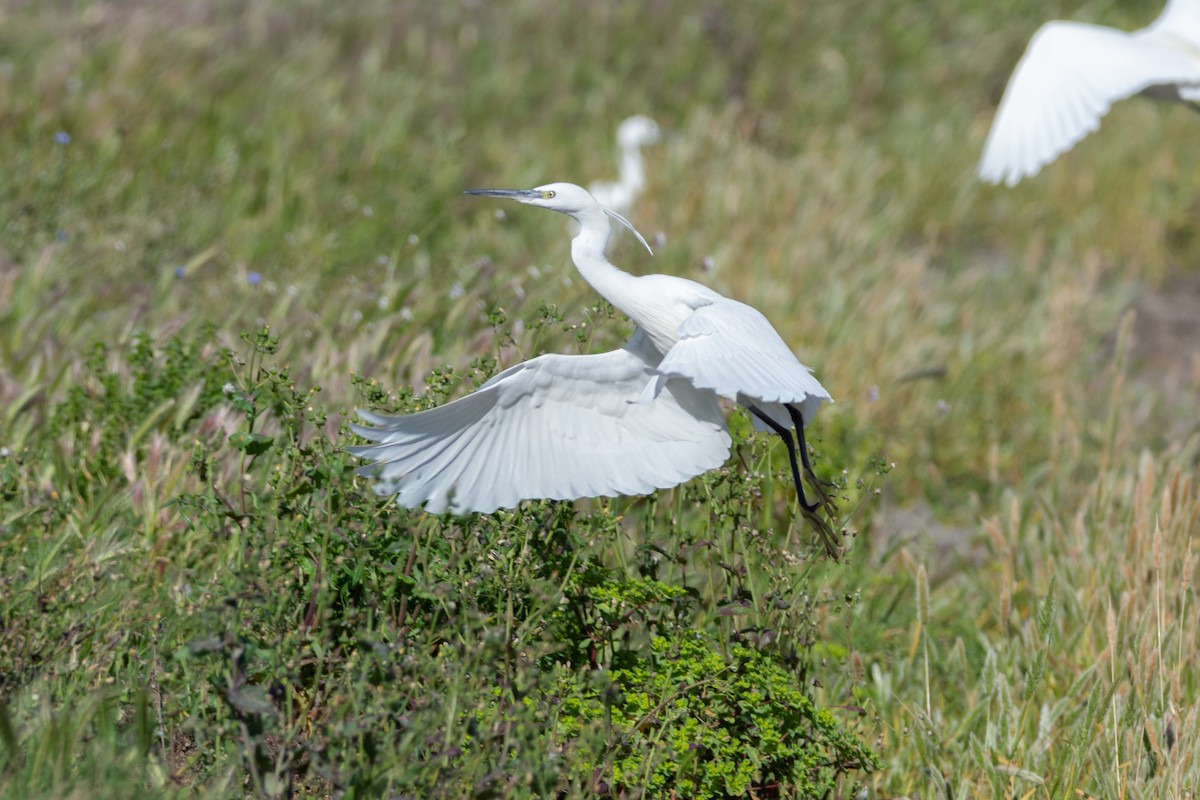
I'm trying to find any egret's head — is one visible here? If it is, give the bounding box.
[617,115,660,148]
[465,182,594,214]
[465,182,653,254]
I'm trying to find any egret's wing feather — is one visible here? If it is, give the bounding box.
[656,299,831,419]
[979,21,1200,185]
[1154,0,1200,40]
[349,333,731,514]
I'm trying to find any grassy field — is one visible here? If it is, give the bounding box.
[2,0,1199,797]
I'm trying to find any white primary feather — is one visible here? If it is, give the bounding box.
[350,331,731,515]
[979,1,1200,186]
[353,183,832,533]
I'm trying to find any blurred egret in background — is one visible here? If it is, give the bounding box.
[588,115,661,214]
[351,183,839,558]
[979,0,1200,186]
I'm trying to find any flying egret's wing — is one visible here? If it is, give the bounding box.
[978,20,1200,185]
[349,330,731,514]
[1154,0,1200,44]
[653,299,831,425]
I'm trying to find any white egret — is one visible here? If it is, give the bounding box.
[588,115,661,214]
[350,183,838,557]
[978,0,1200,186]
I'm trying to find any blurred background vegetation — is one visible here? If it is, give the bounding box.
[1,0,1198,797]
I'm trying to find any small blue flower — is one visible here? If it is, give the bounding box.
[247,271,262,286]
[55,229,69,242]
[174,266,186,278]
[54,131,71,145]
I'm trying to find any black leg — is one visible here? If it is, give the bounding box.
[748,405,818,512]
[784,405,818,474]
[785,405,833,485]
[784,405,842,559]
[751,404,840,560]
[785,404,834,504]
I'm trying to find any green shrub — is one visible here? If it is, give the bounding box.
[557,628,879,798]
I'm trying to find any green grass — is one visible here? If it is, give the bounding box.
[2,0,1199,797]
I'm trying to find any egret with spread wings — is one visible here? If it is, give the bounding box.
[350,182,838,557]
[979,0,1200,186]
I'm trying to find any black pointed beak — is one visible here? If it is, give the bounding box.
[464,188,541,200]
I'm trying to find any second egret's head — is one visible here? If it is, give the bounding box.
[617,115,660,149]
[465,182,653,254]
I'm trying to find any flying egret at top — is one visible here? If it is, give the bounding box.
[978,0,1200,186]
[588,115,661,214]
[350,182,839,558]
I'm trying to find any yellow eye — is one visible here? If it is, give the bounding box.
[543,190,556,199]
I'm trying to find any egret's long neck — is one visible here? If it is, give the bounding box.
[568,208,641,319]
[618,145,646,194]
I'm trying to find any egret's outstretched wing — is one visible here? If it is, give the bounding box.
[1155,0,1200,41]
[978,21,1200,185]
[653,299,831,424]
[349,331,731,514]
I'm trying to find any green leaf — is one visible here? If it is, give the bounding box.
[224,684,277,718]
[229,431,273,455]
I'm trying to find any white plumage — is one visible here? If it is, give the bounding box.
[351,333,730,514]
[351,183,837,556]
[979,0,1200,186]
[588,115,661,214]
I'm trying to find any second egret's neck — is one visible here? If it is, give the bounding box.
[618,145,646,193]
[568,207,641,316]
